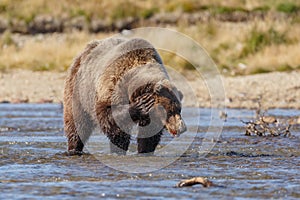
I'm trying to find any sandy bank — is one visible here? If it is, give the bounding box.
[0,70,299,109]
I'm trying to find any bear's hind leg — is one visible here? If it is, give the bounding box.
[64,113,84,155]
[64,105,93,155]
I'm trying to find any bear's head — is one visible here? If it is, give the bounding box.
[152,80,187,136]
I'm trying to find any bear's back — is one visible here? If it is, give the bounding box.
[79,37,160,73]
[71,37,164,116]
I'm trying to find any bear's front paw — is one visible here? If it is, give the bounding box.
[66,149,83,156]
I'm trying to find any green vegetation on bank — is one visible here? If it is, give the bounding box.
[240,27,290,58]
[276,2,300,13]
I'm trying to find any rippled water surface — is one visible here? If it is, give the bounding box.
[1,104,300,199]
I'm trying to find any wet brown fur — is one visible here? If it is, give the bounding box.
[64,41,99,152]
[63,38,184,155]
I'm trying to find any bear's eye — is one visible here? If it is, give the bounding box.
[172,102,181,112]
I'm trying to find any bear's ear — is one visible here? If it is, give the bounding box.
[154,79,169,94]
[154,82,162,94]
[177,90,183,101]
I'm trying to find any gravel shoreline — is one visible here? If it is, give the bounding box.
[1,70,300,109]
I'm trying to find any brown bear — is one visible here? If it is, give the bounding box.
[64,37,186,155]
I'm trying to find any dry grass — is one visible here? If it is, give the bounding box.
[176,18,300,75]
[0,32,112,72]
[1,17,299,74]
[1,0,300,75]
[245,43,300,73]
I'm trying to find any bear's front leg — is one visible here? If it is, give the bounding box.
[96,94,155,155]
[96,101,133,155]
[137,129,163,154]
[131,93,162,154]
[108,133,131,155]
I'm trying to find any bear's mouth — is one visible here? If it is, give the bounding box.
[168,128,178,136]
[164,123,177,136]
[165,120,187,137]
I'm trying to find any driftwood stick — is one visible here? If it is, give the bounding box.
[176,177,213,188]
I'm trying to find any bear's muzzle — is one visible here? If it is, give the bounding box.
[166,114,187,136]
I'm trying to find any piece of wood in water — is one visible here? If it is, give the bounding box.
[176,177,213,187]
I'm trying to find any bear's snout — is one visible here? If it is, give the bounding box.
[166,114,187,136]
[178,118,187,134]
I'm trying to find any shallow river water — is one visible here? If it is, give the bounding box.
[0,104,299,199]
